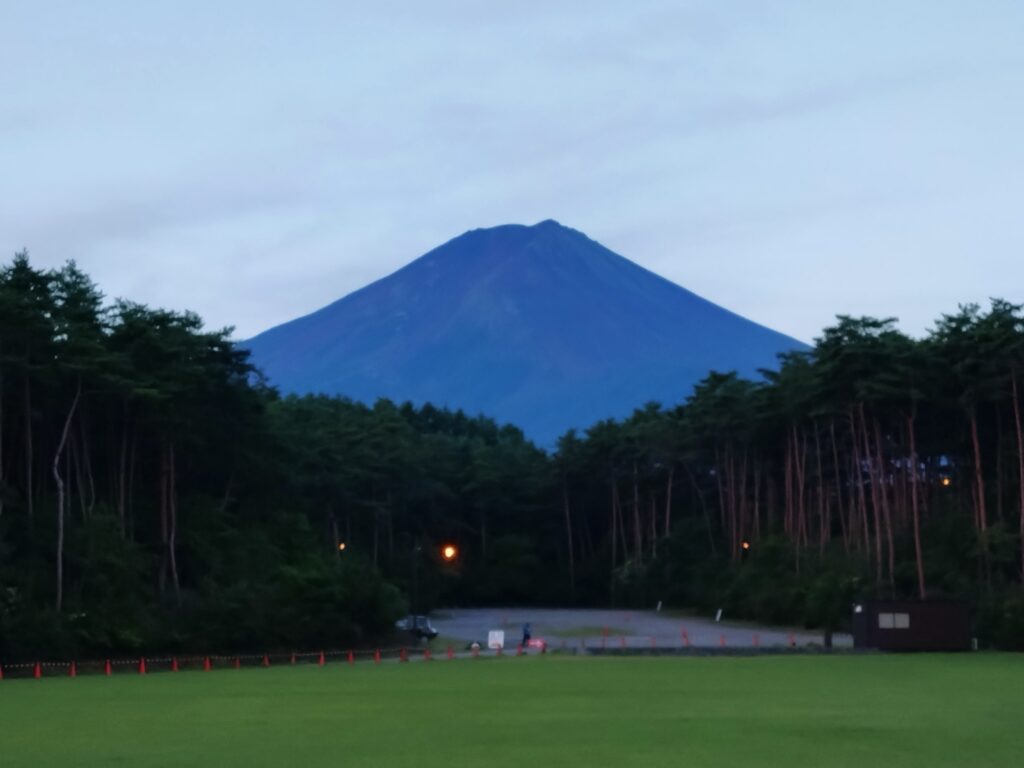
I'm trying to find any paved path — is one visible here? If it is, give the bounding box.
[432,608,852,650]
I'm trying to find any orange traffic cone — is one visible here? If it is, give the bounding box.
[104,659,112,676]
[447,646,454,660]
[347,650,354,665]
[234,657,241,670]
[400,648,408,662]
[139,658,147,675]
[262,655,270,668]
[69,661,77,678]
[171,657,179,672]
[203,656,211,672]
[374,649,381,664]
[34,662,41,679]
[318,651,325,667]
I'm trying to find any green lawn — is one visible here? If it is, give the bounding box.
[2,654,1022,767]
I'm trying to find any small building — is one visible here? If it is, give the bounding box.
[851,600,972,651]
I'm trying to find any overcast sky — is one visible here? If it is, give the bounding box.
[2,1,1022,343]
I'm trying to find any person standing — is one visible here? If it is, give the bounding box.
[522,622,532,647]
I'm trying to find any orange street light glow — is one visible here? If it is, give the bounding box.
[338,542,347,551]
[741,541,751,551]
[941,477,952,487]
[441,544,458,561]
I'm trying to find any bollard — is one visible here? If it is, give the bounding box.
[262,655,270,668]
[34,662,42,680]
[139,658,147,675]
[318,651,325,667]
[374,649,381,664]
[447,646,454,660]
[69,661,77,678]
[105,659,112,676]
[0,664,3,681]
[171,657,179,673]
[203,657,212,672]
[348,650,355,666]
[516,643,523,657]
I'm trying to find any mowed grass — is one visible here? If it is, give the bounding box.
[2,654,1022,767]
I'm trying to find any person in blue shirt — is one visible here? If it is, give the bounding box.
[522,622,531,647]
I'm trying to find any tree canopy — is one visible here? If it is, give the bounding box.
[2,254,1023,658]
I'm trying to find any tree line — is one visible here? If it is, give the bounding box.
[1,253,1023,658]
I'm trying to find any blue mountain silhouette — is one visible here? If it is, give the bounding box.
[245,220,806,446]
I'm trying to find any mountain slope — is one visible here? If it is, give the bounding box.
[245,220,805,445]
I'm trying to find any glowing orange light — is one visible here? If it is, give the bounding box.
[441,544,458,562]
[742,541,751,551]
[941,477,952,487]
[338,542,347,552]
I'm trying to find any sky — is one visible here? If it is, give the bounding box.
[2,1,1023,343]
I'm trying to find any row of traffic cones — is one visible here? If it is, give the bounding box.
[8,641,541,680]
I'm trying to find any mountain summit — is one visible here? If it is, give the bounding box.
[246,221,805,445]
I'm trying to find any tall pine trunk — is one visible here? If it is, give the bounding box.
[1012,373,1024,584]
[874,419,895,588]
[908,414,926,598]
[118,404,129,535]
[969,408,991,589]
[25,377,34,522]
[168,442,182,607]
[159,445,169,595]
[0,355,4,520]
[632,463,642,564]
[858,405,883,584]
[563,477,575,599]
[663,464,674,538]
[53,379,82,612]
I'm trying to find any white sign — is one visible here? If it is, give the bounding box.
[488,630,505,650]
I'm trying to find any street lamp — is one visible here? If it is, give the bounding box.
[441,543,458,562]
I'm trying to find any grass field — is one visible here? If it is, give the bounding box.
[2,654,1022,767]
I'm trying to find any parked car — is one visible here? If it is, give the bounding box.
[395,615,438,640]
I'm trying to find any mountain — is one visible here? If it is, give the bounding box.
[245,220,806,446]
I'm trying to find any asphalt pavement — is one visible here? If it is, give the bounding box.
[431,607,853,650]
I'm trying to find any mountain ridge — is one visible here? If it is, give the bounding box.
[246,220,806,445]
